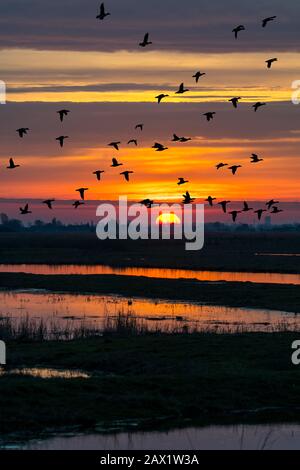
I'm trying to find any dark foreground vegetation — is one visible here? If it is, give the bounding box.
[1,328,300,442]
[0,231,299,273]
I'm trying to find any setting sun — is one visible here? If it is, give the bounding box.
[156,213,181,225]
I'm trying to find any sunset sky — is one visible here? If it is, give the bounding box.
[0,0,299,223]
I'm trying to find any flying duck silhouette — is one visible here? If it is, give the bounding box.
[204,112,216,122]
[229,211,241,222]
[135,124,144,131]
[218,201,231,213]
[56,136,69,147]
[96,3,110,20]
[172,134,191,143]
[228,165,242,175]
[111,158,123,167]
[177,178,189,186]
[152,142,168,151]
[193,71,206,83]
[175,83,189,94]
[229,97,241,108]
[120,171,134,182]
[128,139,138,146]
[206,196,216,207]
[7,158,20,169]
[139,33,152,47]
[232,25,245,39]
[262,16,277,28]
[17,128,29,138]
[76,188,89,200]
[266,58,278,69]
[266,199,279,210]
[254,209,267,221]
[251,154,264,163]
[242,202,253,212]
[57,109,70,122]
[73,201,84,209]
[108,141,121,150]
[182,192,195,204]
[216,163,228,170]
[156,94,169,103]
[271,207,283,214]
[93,170,105,181]
[253,102,266,112]
[20,204,32,215]
[43,199,55,210]
[140,199,154,208]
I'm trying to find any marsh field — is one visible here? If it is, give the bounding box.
[0,230,300,450]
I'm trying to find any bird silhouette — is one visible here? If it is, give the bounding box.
[139,33,152,47]
[20,204,32,215]
[253,102,266,112]
[204,112,216,122]
[229,97,241,108]
[182,192,195,204]
[111,158,123,167]
[232,25,245,39]
[56,136,69,147]
[108,141,121,151]
[93,170,105,181]
[17,128,29,138]
[228,165,242,175]
[73,201,84,209]
[76,188,89,200]
[175,83,189,94]
[152,142,168,151]
[216,163,228,170]
[266,199,279,210]
[266,58,278,69]
[128,139,138,146]
[57,109,70,122]
[193,71,206,83]
[262,16,277,28]
[218,201,231,213]
[229,211,241,222]
[271,206,283,214]
[254,209,267,221]
[206,196,216,207]
[7,158,20,169]
[96,3,110,20]
[43,199,55,210]
[251,154,264,163]
[177,178,189,186]
[140,199,154,208]
[156,94,169,103]
[120,171,134,182]
[242,202,253,212]
[172,134,191,143]
[135,124,143,131]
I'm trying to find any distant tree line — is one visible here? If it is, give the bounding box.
[0,213,299,233]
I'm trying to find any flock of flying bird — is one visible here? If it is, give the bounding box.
[9,5,284,222]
